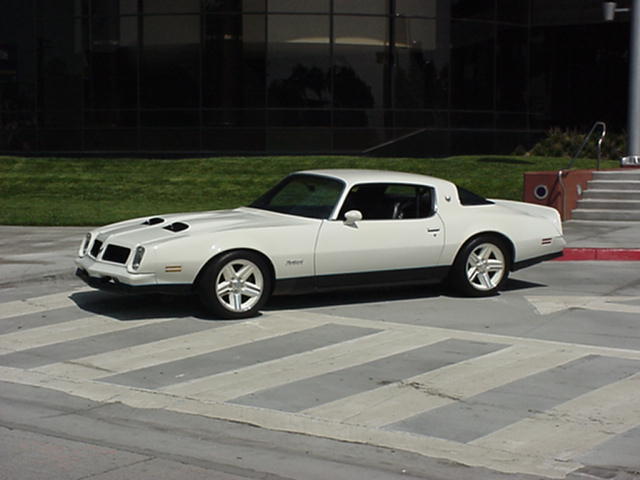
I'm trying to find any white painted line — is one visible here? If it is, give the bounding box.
[0,364,581,478]
[0,288,91,320]
[304,344,586,426]
[0,315,174,353]
[284,310,640,361]
[36,315,326,380]
[526,295,640,316]
[161,329,452,400]
[472,372,640,463]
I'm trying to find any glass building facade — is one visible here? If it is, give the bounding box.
[0,0,631,156]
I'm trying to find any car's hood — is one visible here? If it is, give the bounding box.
[92,207,315,247]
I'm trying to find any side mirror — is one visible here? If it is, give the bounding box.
[343,209,362,227]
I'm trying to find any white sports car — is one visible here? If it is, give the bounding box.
[76,169,565,318]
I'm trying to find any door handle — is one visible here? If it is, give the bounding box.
[427,228,440,233]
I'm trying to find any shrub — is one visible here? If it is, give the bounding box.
[526,128,626,160]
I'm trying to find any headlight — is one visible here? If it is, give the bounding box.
[131,246,145,270]
[79,233,92,257]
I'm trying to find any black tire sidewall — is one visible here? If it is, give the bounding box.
[198,250,272,319]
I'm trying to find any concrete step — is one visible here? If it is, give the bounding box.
[586,180,640,191]
[581,190,640,200]
[576,199,640,210]
[571,209,640,221]
[592,170,640,181]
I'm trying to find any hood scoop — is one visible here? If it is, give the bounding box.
[143,217,164,225]
[163,222,189,233]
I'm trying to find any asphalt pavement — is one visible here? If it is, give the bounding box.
[1,220,639,480]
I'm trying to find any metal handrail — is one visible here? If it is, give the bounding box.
[565,121,607,170]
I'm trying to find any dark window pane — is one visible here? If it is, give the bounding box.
[0,0,37,137]
[333,128,388,152]
[333,16,386,108]
[87,16,139,110]
[143,0,200,14]
[87,0,138,16]
[202,128,265,151]
[393,110,447,128]
[204,14,266,108]
[497,0,529,24]
[142,15,200,108]
[450,21,495,109]
[38,129,83,151]
[268,109,330,127]
[450,111,494,128]
[334,110,384,128]
[267,15,330,108]
[266,128,332,152]
[203,109,266,127]
[141,110,200,127]
[204,0,265,13]
[496,113,527,128]
[269,0,329,13]
[395,0,436,17]
[37,3,84,116]
[394,18,447,108]
[496,27,527,111]
[85,109,137,127]
[85,129,138,150]
[451,0,495,20]
[334,0,387,15]
[140,128,200,150]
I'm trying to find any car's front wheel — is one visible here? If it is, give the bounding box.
[450,236,510,297]
[198,251,272,319]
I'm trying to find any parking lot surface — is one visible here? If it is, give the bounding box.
[0,221,639,479]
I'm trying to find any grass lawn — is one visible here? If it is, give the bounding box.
[0,155,617,226]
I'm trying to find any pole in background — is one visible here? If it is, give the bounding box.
[604,1,640,166]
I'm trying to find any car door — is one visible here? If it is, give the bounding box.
[314,183,445,288]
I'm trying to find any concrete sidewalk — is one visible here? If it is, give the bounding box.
[0,221,638,286]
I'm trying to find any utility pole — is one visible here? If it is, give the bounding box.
[605,1,640,165]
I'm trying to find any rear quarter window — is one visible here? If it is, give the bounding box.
[456,186,494,206]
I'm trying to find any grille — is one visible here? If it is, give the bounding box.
[102,245,131,264]
[90,240,103,258]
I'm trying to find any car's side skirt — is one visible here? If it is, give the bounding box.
[273,266,450,296]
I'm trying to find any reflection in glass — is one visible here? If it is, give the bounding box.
[334,0,387,15]
[267,15,330,109]
[394,18,447,108]
[203,14,266,110]
[142,15,200,108]
[269,0,329,13]
[333,16,386,111]
[395,0,436,17]
[450,21,495,109]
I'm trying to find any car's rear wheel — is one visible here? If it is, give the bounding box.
[198,251,271,319]
[450,236,510,297]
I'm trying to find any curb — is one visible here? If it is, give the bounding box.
[556,248,640,261]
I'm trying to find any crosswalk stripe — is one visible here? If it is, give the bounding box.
[472,372,640,461]
[161,328,453,400]
[0,288,91,320]
[35,315,327,380]
[303,344,586,425]
[0,315,174,354]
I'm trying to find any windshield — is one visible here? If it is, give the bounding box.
[249,174,345,219]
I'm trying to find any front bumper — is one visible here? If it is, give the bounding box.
[75,256,192,295]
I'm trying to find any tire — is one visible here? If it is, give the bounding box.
[449,236,510,297]
[198,250,272,319]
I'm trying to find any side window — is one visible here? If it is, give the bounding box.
[338,183,435,220]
